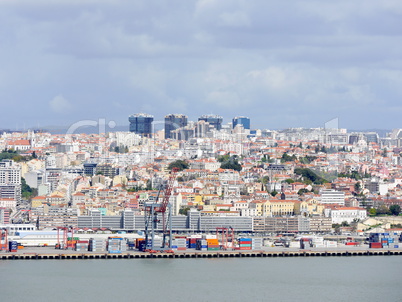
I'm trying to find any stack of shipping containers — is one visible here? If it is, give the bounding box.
[369,233,401,249]
[187,238,198,249]
[171,238,186,250]
[75,240,89,252]
[206,238,219,251]
[238,238,252,250]
[196,239,207,251]
[251,238,263,250]
[146,237,162,250]
[8,241,17,252]
[108,237,124,254]
[89,238,106,252]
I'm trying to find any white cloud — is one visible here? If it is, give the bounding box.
[49,95,72,113]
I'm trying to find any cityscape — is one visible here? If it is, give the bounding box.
[1,114,401,249]
[1,1,402,300]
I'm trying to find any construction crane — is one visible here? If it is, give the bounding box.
[144,167,178,252]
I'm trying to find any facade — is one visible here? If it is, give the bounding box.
[320,189,345,206]
[128,113,154,137]
[327,207,367,224]
[232,116,250,130]
[83,163,97,176]
[0,160,21,202]
[0,208,10,224]
[309,217,332,233]
[198,114,223,131]
[165,114,188,139]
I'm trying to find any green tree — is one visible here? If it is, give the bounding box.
[297,188,309,196]
[281,153,296,163]
[220,156,242,172]
[21,178,37,200]
[270,190,278,197]
[390,205,401,216]
[179,207,191,215]
[368,208,377,216]
[354,182,361,193]
[294,168,327,184]
[284,178,294,184]
[376,205,390,215]
[168,160,189,171]
[217,154,230,163]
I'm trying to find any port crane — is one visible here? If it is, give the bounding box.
[0,228,8,251]
[144,167,178,251]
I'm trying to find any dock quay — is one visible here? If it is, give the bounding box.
[1,249,402,260]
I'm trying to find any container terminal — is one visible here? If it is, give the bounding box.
[1,228,402,260]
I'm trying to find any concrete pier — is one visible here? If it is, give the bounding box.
[1,249,401,260]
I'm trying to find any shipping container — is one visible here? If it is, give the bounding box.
[369,242,382,248]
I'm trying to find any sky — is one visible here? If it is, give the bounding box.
[1,0,402,132]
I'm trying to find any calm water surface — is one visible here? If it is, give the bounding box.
[1,256,401,302]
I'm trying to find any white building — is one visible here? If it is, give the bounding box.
[0,198,17,209]
[320,189,345,206]
[0,160,21,201]
[326,207,367,224]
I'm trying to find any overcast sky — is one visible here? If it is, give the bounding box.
[1,0,401,131]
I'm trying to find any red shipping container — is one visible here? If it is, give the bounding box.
[177,247,186,250]
[369,242,382,248]
[238,247,251,250]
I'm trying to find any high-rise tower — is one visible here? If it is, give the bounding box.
[164,114,188,139]
[198,114,223,131]
[128,113,154,137]
[232,116,250,130]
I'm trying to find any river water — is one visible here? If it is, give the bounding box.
[1,256,401,302]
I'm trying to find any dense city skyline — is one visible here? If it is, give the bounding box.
[1,1,402,130]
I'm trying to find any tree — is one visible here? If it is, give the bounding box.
[297,188,309,196]
[284,178,294,184]
[220,156,242,172]
[376,205,390,215]
[390,205,401,216]
[217,154,230,163]
[270,190,278,197]
[281,153,296,163]
[179,207,190,215]
[294,167,327,184]
[168,160,189,171]
[21,178,37,200]
[368,208,377,216]
[354,182,361,193]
